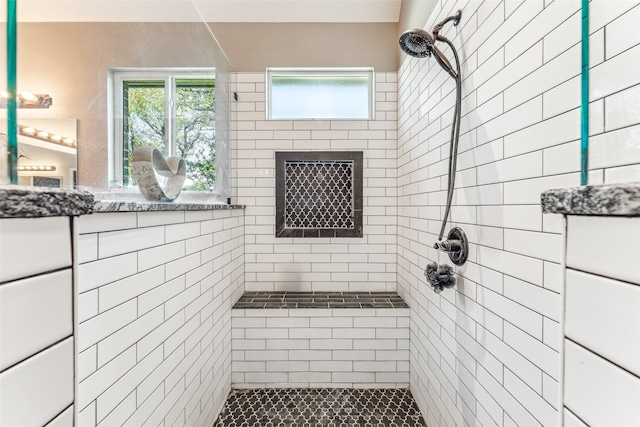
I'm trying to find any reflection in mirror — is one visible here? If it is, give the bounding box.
[1,118,77,188]
[8,1,233,200]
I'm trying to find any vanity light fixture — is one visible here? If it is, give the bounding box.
[0,91,53,108]
[17,165,56,172]
[18,125,76,149]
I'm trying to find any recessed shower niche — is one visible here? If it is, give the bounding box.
[275,151,363,238]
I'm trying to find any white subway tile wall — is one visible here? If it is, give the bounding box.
[76,209,244,427]
[231,308,410,388]
[232,72,398,292]
[397,1,640,426]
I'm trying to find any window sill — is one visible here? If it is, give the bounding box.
[91,190,244,213]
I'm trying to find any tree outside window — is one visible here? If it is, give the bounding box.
[118,73,216,191]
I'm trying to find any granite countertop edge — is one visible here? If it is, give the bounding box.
[0,185,245,218]
[93,200,245,212]
[0,185,95,218]
[541,183,640,216]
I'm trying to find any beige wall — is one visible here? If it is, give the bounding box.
[14,23,223,189]
[13,21,400,188]
[210,22,399,72]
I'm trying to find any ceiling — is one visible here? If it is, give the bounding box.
[16,0,403,23]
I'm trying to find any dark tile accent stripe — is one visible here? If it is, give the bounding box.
[233,291,409,309]
[214,388,427,427]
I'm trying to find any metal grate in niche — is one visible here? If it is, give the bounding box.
[276,152,363,238]
[285,160,354,229]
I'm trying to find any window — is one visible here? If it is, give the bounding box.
[267,68,374,120]
[112,70,216,191]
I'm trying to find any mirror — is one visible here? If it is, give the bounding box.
[3,0,232,196]
[13,118,77,188]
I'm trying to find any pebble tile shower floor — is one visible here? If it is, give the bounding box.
[213,388,427,426]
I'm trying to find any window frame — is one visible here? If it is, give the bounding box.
[110,68,216,189]
[266,68,374,121]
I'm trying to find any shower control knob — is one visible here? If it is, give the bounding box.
[434,239,461,253]
[434,227,468,266]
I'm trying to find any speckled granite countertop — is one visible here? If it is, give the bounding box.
[91,190,244,212]
[0,186,244,218]
[542,183,640,216]
[93,200,244,212]
[0,185,94,218]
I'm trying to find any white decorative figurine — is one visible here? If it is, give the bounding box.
[132,146,186,202]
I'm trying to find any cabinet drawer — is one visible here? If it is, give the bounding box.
[565,340,640,427]
[564,408,588,427]
[45,405,73,427]
[566,269,640,377]
[0,337,74,427]
[567,216,640,285]
[0,269,73,371]
[0,217,71,283]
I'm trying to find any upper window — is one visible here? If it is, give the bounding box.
[112,70,216,191]
[267,68,374,120]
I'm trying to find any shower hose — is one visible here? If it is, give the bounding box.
[436,36,462,242]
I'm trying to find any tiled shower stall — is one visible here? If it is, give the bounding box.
[226,3,640,427]
[76,210,245,425]
[234,71,399,293]
[75,1,640,424]
[396,1,640,426]
[1,1,640,427]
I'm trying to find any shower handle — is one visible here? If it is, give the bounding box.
[433,227,468,266]
[434,239,461,253]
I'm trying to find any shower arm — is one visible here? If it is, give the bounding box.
[432,10,462,38]
[431,11,462,79]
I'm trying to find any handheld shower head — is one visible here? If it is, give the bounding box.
[399,28,457,78]
[398,28,434,58]
[431,45,457,79]
[399,10,462,79]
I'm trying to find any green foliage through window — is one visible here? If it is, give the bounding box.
[121,75,216,191]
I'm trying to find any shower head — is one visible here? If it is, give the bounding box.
[399,28,458,79]
[398,28,435,59]
[399,10,462,79]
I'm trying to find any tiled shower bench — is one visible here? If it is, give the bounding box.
[231,292,410,388]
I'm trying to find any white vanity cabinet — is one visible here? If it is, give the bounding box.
[542,184,640,426]
[0,187,91,427]
[562,215,640,426]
